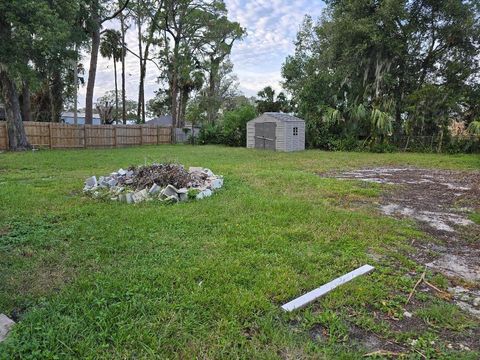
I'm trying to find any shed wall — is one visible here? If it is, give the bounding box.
[247,114,305,151]
[284,121,305,151]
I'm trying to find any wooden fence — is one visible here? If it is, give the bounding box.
[0,122,172,150]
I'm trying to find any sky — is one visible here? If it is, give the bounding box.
[78,0,325,109]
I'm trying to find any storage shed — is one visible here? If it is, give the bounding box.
[246,112,305,151]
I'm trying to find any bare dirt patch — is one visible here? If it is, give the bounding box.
[324,167,480,318]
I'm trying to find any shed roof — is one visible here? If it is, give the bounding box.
[261,112,304,123]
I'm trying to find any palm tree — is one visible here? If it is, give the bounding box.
[100,30,123,123]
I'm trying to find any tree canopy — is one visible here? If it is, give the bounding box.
[282,0,480,151]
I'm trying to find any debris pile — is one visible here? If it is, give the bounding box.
[83,164,223,204]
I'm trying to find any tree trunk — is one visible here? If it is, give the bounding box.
[85,17,100,125]
[50,69,63,122]
[179,87,189,128]
[137,19,144,123]
[120,12,127,124]
[171,37,181,137]
[0,69,31,150]
[207,60,220,124]
[114,60,119,123]
[73,50,78,125]
[21,81,31,122]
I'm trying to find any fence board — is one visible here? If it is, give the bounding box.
[0,123,7,150]
[24,122,50,148]
[0,122,172,150]
[158,127,171,144]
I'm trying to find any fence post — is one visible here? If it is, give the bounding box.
[113,125,117,148]
[156,126,160,145]
[84,124,88,148]
[140,125,143,145]
[49,123,53,149]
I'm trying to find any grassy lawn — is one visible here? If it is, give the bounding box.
[0,146,479,358]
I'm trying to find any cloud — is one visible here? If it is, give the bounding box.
[78,0,325,108]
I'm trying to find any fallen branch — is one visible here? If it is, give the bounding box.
[424,280,452,300]
[405,269,426,305]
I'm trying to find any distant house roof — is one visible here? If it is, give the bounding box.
[61,112,101,125]
[146,115,173,127]
[62,112,101,119]
[146,115,199,129]
[262,112,305,123]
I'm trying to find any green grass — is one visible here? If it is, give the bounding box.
[0,146,479,358]
[417,302,475,331]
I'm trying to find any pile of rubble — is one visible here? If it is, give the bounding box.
[83,164,223,204]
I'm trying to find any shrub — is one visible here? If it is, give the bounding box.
[197,123,223,145]
[198,105,257,147]
[221,105,257,147]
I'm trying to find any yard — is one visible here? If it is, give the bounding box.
[0,146,479,358]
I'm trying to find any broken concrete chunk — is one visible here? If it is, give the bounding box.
[162,184,179,197]
[149,183,161,194]
[188,166,203,174]
[132,189,149,203]
[210,178,223,190]
[85,164,223,204]
[196,189,212,199]
[85,176,97,188]
[164,195,179,204]
[203,168,214,177]
[0,314,15,343]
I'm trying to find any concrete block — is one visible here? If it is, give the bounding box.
[165,195,179,204]
[149,184,161,194]
[125,192,134,204]
[118,168,127,176]
[132,189,148,203]
[107,178,117,187]
[0,314,15,343]
[162,184,179,197]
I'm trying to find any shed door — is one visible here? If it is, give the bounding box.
[254,122,276,150]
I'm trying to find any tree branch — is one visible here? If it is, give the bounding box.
[102,0,130,24]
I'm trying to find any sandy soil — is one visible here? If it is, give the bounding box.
[327,167,480,318]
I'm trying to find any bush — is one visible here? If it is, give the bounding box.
[444,137,480,154]
[221,105,257,146]
[197,105,257,147]
[197,123,223,145]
